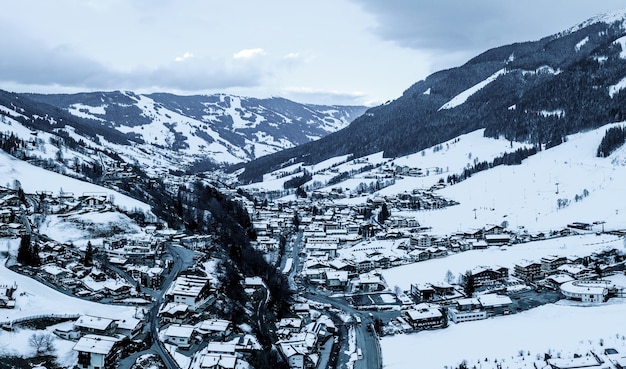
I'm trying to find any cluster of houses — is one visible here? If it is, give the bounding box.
[274,307,337,369]
[396,247,626,333]
[51,313,145,369]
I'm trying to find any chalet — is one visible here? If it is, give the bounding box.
[556,264,594,280]
[166,275,212,311]
[325,271,349,290]
[0,209,12,223]
[541,255,568,275]
[352,272,385,293]
[478,294,512,317]
[199,353,238,369]
[544,274,574,289]
[514,260,543,282]
[410,234,432,249]
[159,302,190,324]
[484,234,511,246]
[206,341,237,356]
[403,304,446,330]
[484,224,505,235]
[470,239,489,249]
[195,319,231,339]
[80,194,108,208]
[74,315,117,336]
[429,281,462,301]
[0,283,17,309]
[328,259,355,275]
[304,242,337,258]
[73,334,124,369]
[278,341,311,369]
[469,266,509,287]
[410,283,435,302]
[426,246,448,258]
[408,249,430,262]
[115,318,143,339]
[0,194,21,208]
[276,318,303,337]
[163,324,196,348]
[354,258,376,274]
[41,264,71,283]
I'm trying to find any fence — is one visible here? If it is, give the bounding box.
[0,313,80,329]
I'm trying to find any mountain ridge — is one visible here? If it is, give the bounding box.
[237,10,626,183]
[19,90,366,169]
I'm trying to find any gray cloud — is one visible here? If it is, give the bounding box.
[0,25,269,93]
[350,0,626,65]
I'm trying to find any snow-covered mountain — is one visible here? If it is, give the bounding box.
[238,9,626,182]
[22,91,366,167]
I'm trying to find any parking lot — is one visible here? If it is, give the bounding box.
[508,287,563,313]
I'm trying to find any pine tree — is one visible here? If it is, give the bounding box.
[84,241,94,267]
[17,234,31,265]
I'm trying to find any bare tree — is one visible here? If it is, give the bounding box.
[29,332,55,355]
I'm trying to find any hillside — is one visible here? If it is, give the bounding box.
[237,10,626,183]
[22,91,366,170]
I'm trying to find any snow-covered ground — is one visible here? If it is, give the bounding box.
[0,257,137,324]
[381,281,626,369]
[382,234,623,291]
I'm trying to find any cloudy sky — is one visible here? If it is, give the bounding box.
[1,1,625,106]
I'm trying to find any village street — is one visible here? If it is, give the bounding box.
[283,230,383,369]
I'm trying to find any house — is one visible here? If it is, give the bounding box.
[195,319,231,339]
[278,341,309,369]
[166,275,212,311]
[163,324,196,348]
[556,264,594,280]
[206,341,237,356]
[159,302,190,324]
[541,255,568,275]
[403,304,446,330]
[74,315,118,336]
[0,283,17,309]
[325,271,349,290]
[276,318,303,337]
[484,234,511,246]
[115,317,143,339]
[478,294,512,317]
[351,273,385,293]
[199,353,238,369]
[410,283,435,302]
[469,266,508,287]
[514,260,543,282]
[73,334,124,369]
[447,298,487,323]
[80,193,108,208]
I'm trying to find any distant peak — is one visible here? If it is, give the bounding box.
[562,8,626,35]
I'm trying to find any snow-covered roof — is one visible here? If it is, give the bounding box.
[199,353,237,369]
[74,315,115,331]
[72,334,119,354]
[164,324,195,339]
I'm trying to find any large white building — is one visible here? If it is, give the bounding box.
[560,280,611,302]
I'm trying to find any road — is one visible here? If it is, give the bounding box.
[285,231,382,369]
[122,244,196,369]
[303,291,382,369]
